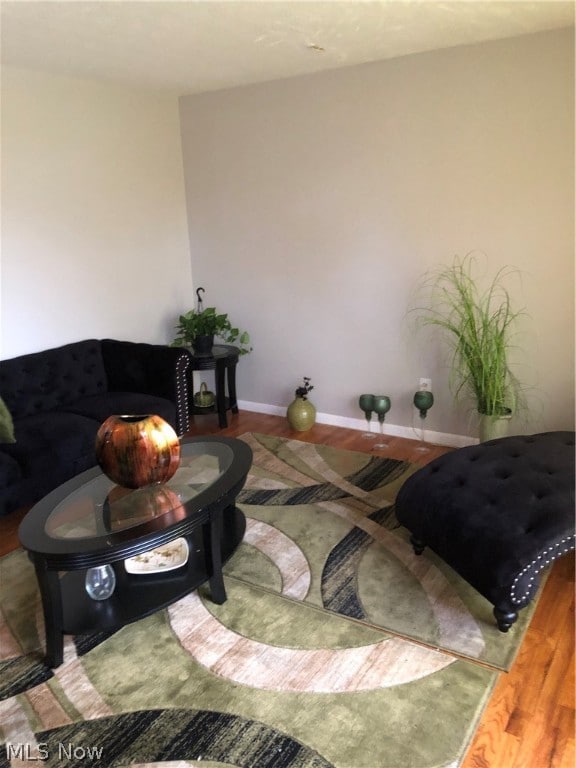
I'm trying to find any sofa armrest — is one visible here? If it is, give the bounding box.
[100,339,191,436]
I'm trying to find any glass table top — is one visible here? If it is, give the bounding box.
[45,441,234,540]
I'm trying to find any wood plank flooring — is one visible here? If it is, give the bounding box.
[1,410,573,768]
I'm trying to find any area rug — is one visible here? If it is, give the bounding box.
[229,433,543,671]
[0,548,497,768]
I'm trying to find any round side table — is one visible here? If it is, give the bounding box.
[188,344,240,428]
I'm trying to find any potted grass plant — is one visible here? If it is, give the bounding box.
[414,254,526,441]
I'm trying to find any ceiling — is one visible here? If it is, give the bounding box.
[1,1,574,96]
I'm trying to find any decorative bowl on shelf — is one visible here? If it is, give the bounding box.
[124,538,189,574]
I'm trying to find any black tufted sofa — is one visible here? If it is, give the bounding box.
[0,339,191,517]
[395,431,575,631]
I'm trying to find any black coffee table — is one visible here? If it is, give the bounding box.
[18,436,252,667]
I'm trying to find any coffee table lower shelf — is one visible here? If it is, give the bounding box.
[38,506,246,666]
[59,553,220,636]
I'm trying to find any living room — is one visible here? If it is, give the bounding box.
[2,2,574,445]
[1,3,574,768]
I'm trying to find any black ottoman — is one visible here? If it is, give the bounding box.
[395,431,575,631]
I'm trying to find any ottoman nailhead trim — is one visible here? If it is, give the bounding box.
[510,535,576,604]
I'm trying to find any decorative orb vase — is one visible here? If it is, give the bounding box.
[85,564,116,601]
[95,414,180,489]
[287,397,316,432]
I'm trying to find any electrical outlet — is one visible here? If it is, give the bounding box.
[418,377,432,392]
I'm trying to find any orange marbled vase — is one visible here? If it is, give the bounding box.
[95,414,180,489]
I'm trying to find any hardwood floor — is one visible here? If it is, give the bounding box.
[1,410,573,767]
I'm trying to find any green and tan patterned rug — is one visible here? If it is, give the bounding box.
[1,432,543,767]
[230,433,541,671]
[1,552,495,768]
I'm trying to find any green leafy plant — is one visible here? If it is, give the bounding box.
[171,307,252,355]
[414,254,526,418]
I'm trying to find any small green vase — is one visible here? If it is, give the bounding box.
[287,396,316,431]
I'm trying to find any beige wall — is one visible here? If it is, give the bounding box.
[179,28,574,440]
[1,67,192,359]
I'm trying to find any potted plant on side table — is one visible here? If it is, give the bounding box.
[171,306,252,355]
[414,253,527,441]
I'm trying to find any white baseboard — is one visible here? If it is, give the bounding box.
[237,400,478,448]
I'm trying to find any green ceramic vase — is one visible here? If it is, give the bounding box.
[287,396,316,431]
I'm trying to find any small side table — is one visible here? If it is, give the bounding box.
[188,344,240,428]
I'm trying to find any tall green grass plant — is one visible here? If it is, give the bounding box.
[415,254,526,418]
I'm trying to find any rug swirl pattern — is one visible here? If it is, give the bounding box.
[230,433,541,670]
[0,434,509,767]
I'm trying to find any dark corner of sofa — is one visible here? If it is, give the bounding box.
[0,338,191,517]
